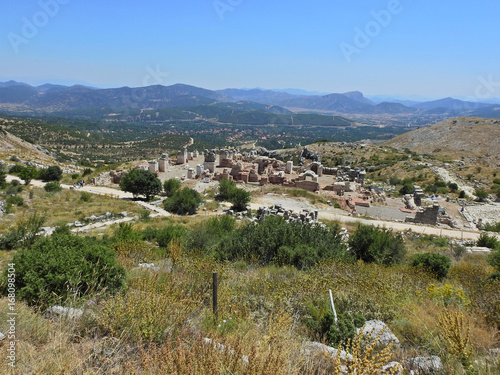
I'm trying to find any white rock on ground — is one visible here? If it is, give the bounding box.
[46,306,84,320]
[403,355,443,374]
[356,320,400,347]
[302,341,353,361]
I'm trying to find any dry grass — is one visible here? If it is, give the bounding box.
[0,186,143,230]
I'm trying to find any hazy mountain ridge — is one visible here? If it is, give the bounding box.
[0,81,498,118]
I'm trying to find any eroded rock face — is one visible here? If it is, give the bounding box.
[356,320,400,347]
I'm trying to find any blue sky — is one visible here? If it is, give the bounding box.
[1,0,499,99]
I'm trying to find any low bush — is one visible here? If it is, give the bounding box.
[475,189,489,202]
[216,179,250,211]
[0,170,6,189]
[477,233,500,249]
[163,188,203,215]
[79,191,91,202]
[487,248,500,271]
[410,253,452,281]
[0,232,125,307]
[6,195,24,206]
[213,216,348,267]
[185,215,236,253]
[82,168,92,177]
[155,225,187,248]
[39,165,63,181]
[0,212,46,250]
[307,308,366,346]
[163,178,182,197]
[349,224,406,266]
[44,181,62,192]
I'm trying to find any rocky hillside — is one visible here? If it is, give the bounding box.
[0,123,55,163]
[384,117,500,159]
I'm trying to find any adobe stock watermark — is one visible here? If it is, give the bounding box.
[213,0,243,21]
[475,75,500,100]
[8,0,71,54]
[110,65,169,117]
[340,0,411,63]
[6,264,16,368]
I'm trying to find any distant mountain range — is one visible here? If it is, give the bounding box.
[0,80,499,119]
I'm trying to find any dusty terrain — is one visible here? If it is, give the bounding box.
[384,117,500,166]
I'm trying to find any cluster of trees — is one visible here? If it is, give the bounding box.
[119,171,204,215]
[8,164,63,185]
[120,172,252,215]
[216,179,251,211]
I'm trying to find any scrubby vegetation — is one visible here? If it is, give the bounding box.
[410,253,452,281]
[0,169,499,373]
[216,179,251,212]
[1,231,125,307]
[163,188,203,215]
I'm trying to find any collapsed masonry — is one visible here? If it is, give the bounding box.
[256,205,324,226]
[91,147,368,200]
[405,202,458,228]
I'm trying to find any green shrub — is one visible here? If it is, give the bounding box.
[410,253,452,281]
[398,183,413,195]
[6,195,24,207]
[486,271,500,282]
[213,216,348,267]
[140,209,151,222]
[185,215,236,253]
[155,225,187,248]
[140,227,158,242]
[424,185,437,194]
[113,222,142,243]
[40,165,63,181]
[6,180,24,195]
[482,221,500,233]
[308,310,366,346]
[0,212,46,250]
[44,181,62,192]
[434,180,447,188]
[417,235,449,247]
[437,187,449,195]
[0,232,125,307]
[18,165,38,185]
[0,170,6,189]
[349,224,406,265]
[475,189,489,202]
[477,233,500,249]
[389,177,403,186]
[216,179,251,211]
[163,188,203,215]
[79,192,91,202]
[163,178,182,197]
[82,168,93,177]
[487,248,500,271]
[458,190,466,199]
[276,245,316,270]
[8,164,24,174]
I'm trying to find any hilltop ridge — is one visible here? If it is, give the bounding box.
[384,117,500,161]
